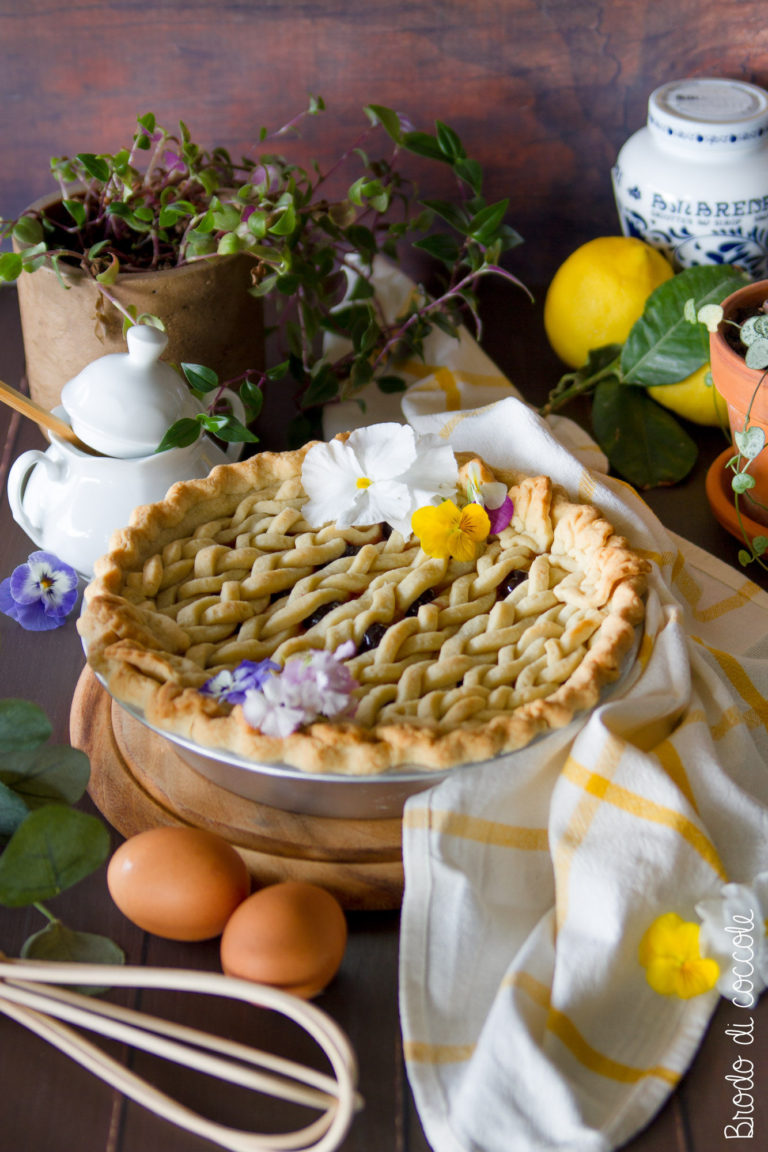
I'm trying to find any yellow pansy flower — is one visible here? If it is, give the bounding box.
[639,912,719,1000]
[411,500,490,562]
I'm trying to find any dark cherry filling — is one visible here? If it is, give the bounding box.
[405,588,436,617]
[303,599,343,629]
[359,622,388,652]
[496,569,528,599]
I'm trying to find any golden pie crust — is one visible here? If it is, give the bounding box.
[78,443,648,775]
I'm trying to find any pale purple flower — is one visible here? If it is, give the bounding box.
[201,658,279,704]
[240,641,358,738]
[0,551,78,631]
[163,150,187,175]
[242,675,311,738]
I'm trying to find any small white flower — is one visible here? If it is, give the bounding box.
[301,423,458,536]
[696,872,768,1004]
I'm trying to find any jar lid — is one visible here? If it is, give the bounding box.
[648,77,768,153]
[61,325,200,457]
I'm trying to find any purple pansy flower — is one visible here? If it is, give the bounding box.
[200,658,279,704]
[0,551,79,631]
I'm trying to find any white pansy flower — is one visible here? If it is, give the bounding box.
[696,872,768,1005]
[301,423,458,536]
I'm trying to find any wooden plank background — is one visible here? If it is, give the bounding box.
[1,0,767,289]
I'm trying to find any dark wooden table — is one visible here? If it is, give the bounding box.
[0,279,766,1151]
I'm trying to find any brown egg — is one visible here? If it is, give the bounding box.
[107,826,250,941]
[220,881,347,998]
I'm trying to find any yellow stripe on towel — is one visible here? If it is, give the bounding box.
[404,807,548,851]
[403,1040,476,1064]
[562,758,726,880]
[693,638,768,730]
[507,972,681,1087]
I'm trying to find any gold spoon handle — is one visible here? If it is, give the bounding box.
[0,379,101,455]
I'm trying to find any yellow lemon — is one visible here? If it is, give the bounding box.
[648,363,729,427]
[544,236,674,368]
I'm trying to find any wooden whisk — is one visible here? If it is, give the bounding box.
[0,955,361,1152]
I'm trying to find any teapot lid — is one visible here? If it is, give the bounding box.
[60,325,200,458]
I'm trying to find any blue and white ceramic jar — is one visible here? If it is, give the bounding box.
[612,77,768,278]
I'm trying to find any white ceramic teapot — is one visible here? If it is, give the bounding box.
[7,326,248,577]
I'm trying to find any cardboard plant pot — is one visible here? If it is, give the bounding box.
[14,195,264,413]
[709,279,768,529]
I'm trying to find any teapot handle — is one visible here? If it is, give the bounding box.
[216,387,249,462]
[7,450,58,542]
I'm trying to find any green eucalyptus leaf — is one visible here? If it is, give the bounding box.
[592,380,698,488]
[0,700,51,753]
[0,805,110,906]
[734,425,766,460]
[0,780,29,839]
[621,264,750,385]
[752,535,768,556]
[0,745,90,807]
[21,919,125,993]
[0,252,22,281]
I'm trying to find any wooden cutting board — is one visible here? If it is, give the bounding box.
[70,667,404,910]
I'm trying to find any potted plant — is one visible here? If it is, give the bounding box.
[704,280,768,569]
[0,103,525,448]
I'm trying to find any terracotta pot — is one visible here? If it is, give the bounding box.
[709,278,768,529]
[14,193,264,412]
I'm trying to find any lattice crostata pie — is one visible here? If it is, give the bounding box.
[78,428,648,775]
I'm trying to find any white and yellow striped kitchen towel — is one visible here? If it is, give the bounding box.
[398,397,768,1152]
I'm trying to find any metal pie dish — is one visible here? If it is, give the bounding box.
[96,670,449,819]
[92,620,642,821]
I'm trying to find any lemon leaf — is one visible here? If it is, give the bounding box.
[622,264,750,386]
[592,380,697,488]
